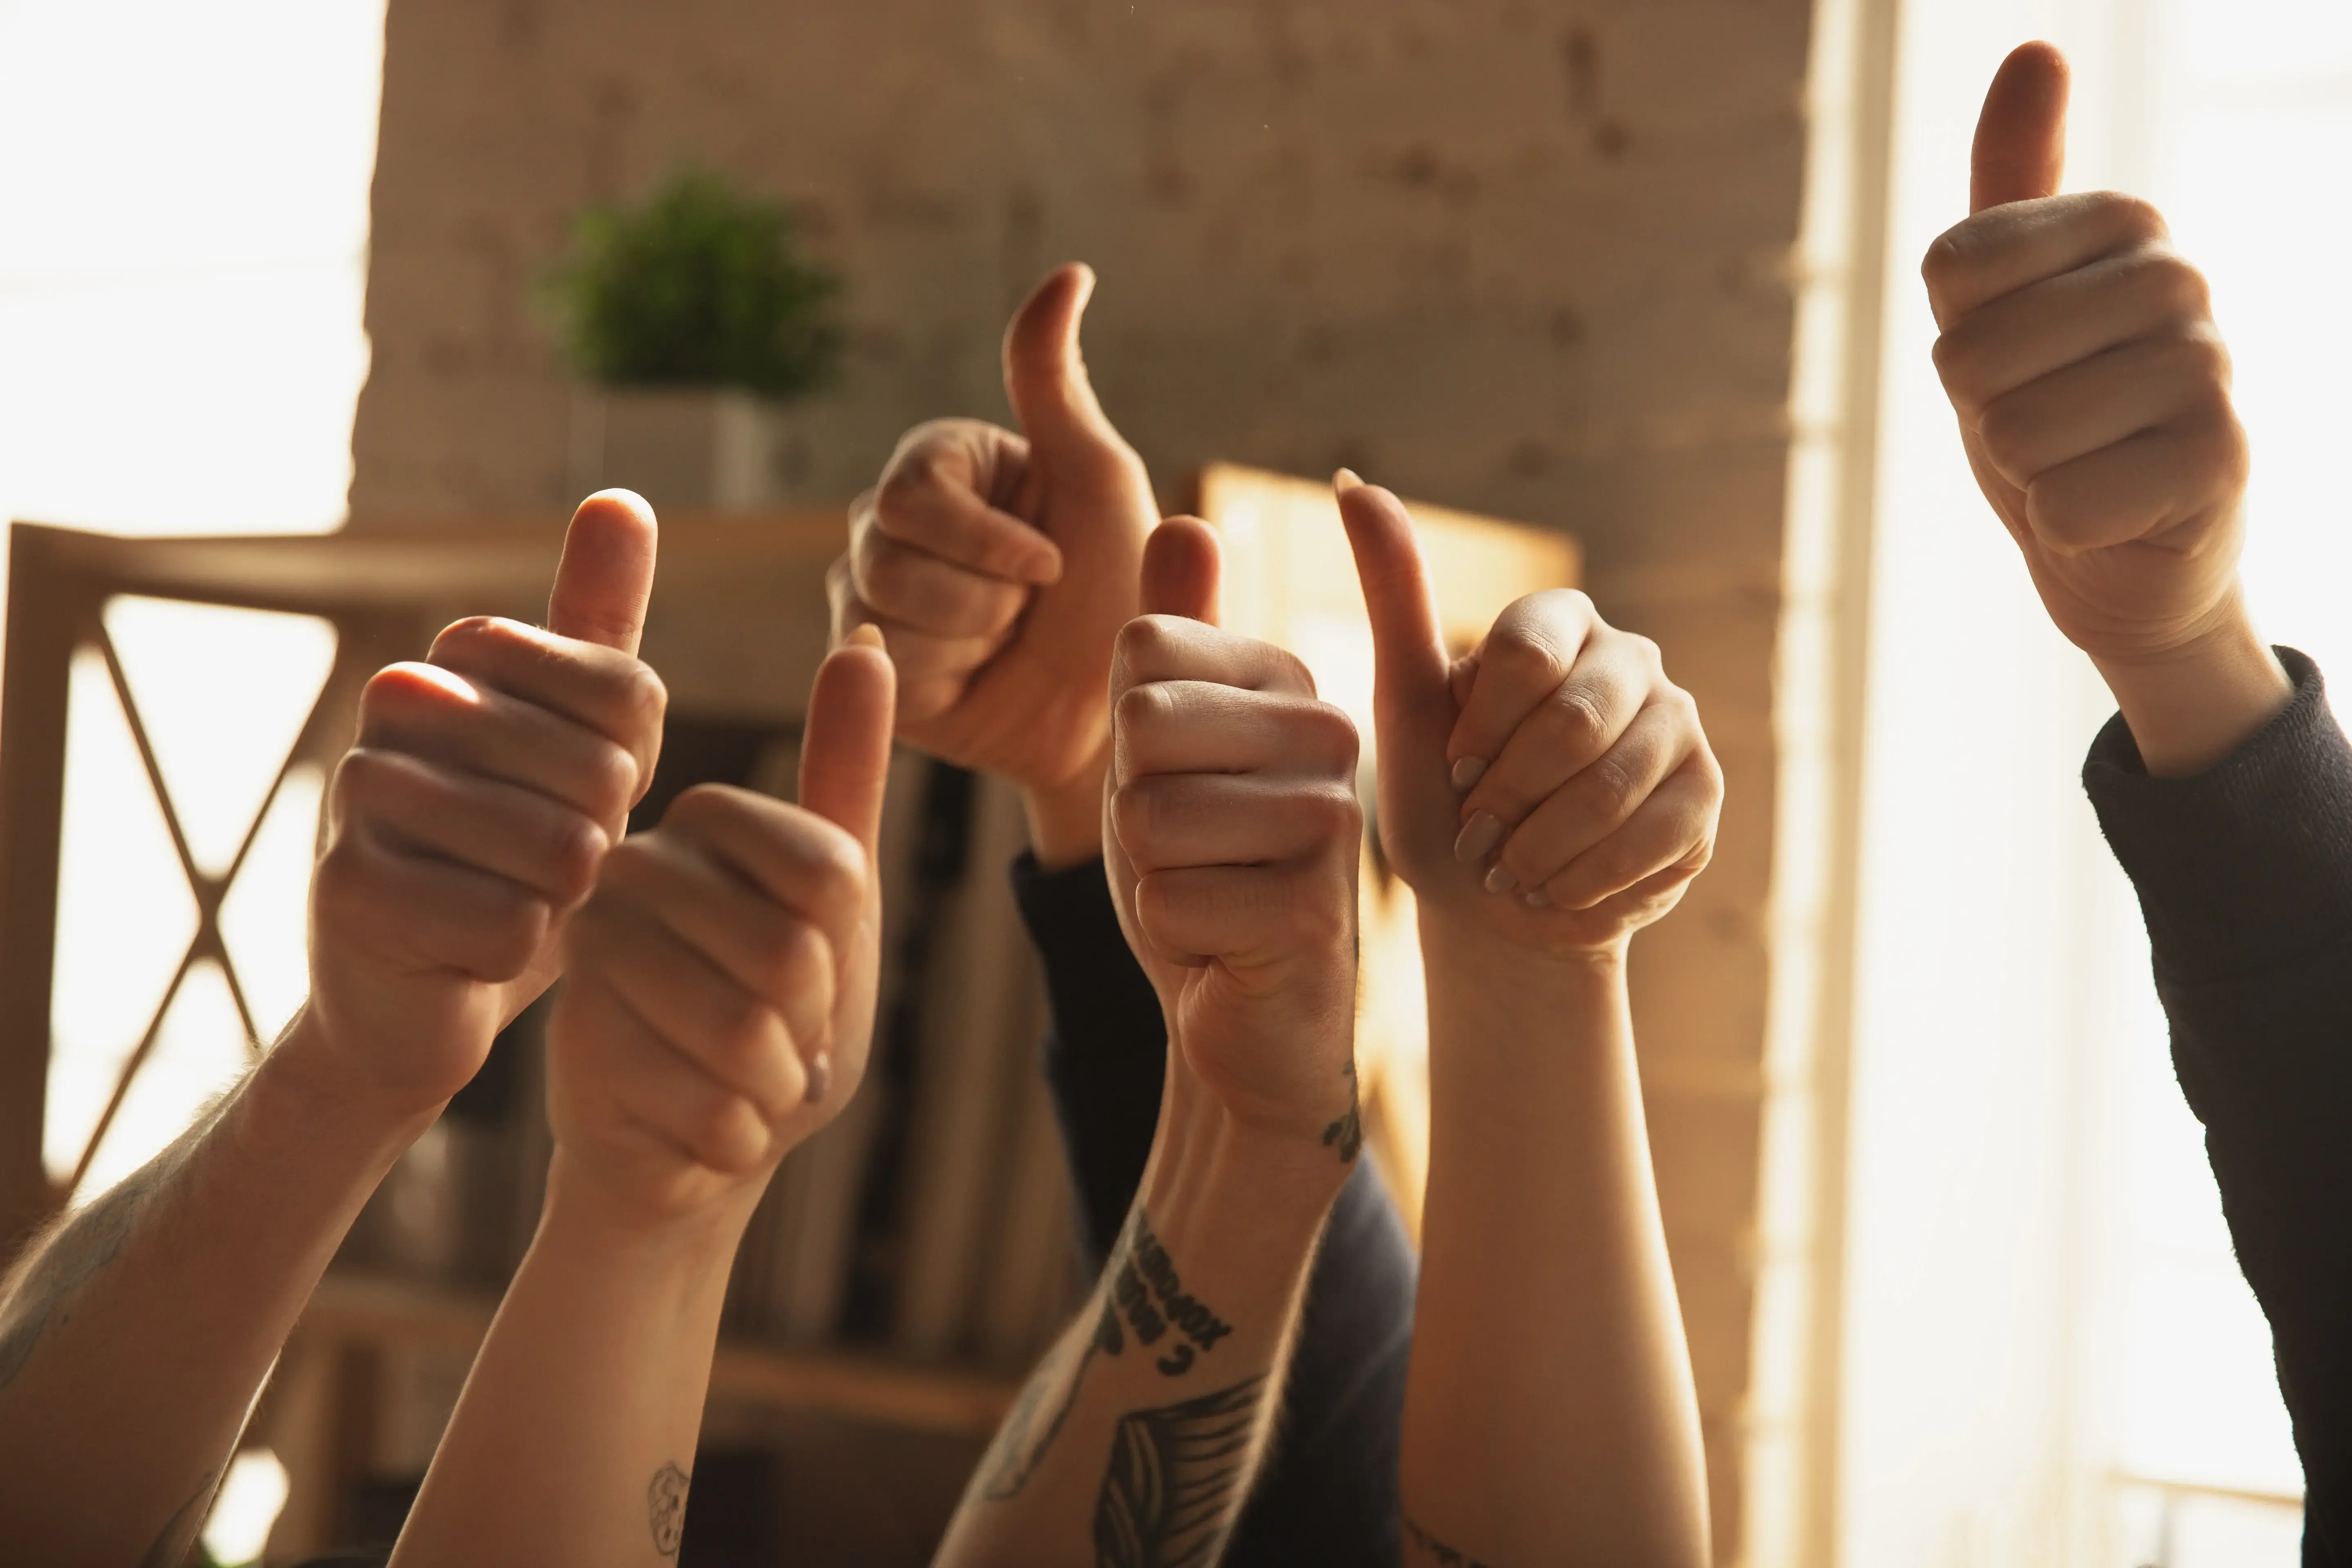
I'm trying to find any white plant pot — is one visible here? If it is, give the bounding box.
[568,385,816,511]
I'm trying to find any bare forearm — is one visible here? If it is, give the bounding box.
[390,1156,742,1568]
[2091,594,2293,779]
[937,1079,1343,1568]
[1402,929,1707,1568]
[1020,744,1109,871]
[0,1008,435,1566]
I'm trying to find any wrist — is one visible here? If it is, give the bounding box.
[2089,597,2293,777]
[535,1150,757,1275]
[1020,740,1109,870]
[260,1005,447,1154]
[1418,914,1630,994]
[1147,1067,1352,1230]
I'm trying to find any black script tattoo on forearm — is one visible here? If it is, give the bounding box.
[980,1298,1126,1500]
[1322,1057,1363,1164]
[648,1461,690,1556]
[1091,1372,1266,1568]
[1404,1515,1500,1568]
[1113,1209,1233,1377]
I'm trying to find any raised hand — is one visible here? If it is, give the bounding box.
[543,631,893,1228]
[1103,519,1361,1145]
[305,490,664,1112]
[828,264,1156,846]
[1924,42,2287,773]
[1337,475,1719,956]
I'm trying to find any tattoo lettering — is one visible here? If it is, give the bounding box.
[1321,1058,1363,1165]
[1113,1210,1232,1376]
[1404,1515,1499,1568]
[648,1461,690,1557]
[980,1298,1125,1501]
[1092,1373,1267,1568]
[136,1475,219,1568]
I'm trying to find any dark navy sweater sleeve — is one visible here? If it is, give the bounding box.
[1009,851,1417,1568]
[2082,648,2352,1568]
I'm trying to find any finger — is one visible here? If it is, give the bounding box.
[313,827,548,984]
[1931,245,2209,420]
[1975,329,2230,491]
[1924,192,2166,328]
[1455,624,1658,852]
[428,617,666,792]
[1110,773,1361,877]
[595,833,839,1048]
[1132,862,1354,971]
[548,489,659,654]
[826,561,997,713]
[864,448,1062,584]
[2025,415,2246,556]
[1336,474,1453,743]
[1114,684,1358,785]
[565,973,778,1176]
[1562,860,1710,933]
[1531,763,1719,912]
[800,631,897,854]
[333,746,605,905]
[1486,698,1695,897]
[1440,591,1603,795]
[1971,41,2069,212]
[1111,615,1312,698]
[1139,515,1221,624]
[570,898,814,1120]
[1002,263,1129,473]
[662,784,869,949]
[357,663,640,824]
[851,525,1029,640]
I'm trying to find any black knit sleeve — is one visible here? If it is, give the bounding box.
[2083,648,2352,1565]
[1008,851,1417,1567]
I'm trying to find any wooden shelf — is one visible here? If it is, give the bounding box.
[297,1271,1022,1440]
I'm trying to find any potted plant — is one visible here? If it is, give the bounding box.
[544,166,844,509]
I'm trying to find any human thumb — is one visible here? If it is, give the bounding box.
[1002,263,1128,470]
[1138,516,1221,625]
[1971,41,2069,212]
[798,625,898,855]
[1335,473,1450,731]
[547,489,658,654]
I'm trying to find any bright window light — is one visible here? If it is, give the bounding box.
[202,1448,291,1567]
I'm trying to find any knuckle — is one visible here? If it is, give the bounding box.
[1298,780,1363,842]
[1975,393,2035,469]
[757,919,826,998]
[2172,327,2233,390]
[1547,685,1611,753]
[584,738,640,821]
[1577,754,1639,821]
[1920,223,1976,298]
[1302,700,1360,767]
[664,782,739,836]
[2098,192,2168,245]
[616,660,668,736]
[1115,615,1182,669]
[2139,250,2212,319]
[1114,681,1170,740]
[482,896,550,978]
[545,813,609,902]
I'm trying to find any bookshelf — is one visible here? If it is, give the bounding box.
[0,470,1574,1562]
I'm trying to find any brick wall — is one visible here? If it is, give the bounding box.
[350,2,1819,1557]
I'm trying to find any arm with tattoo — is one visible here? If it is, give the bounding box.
[933,521,1360,1568]
[0,494,664,1566]
[1342,480,1715,1566]
[388,638,895,1567]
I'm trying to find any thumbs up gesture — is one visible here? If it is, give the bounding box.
[828,264,1156,856]
[1338,477,1720,956]
[1103,520,1363,1149]
[302,491,667,1114]
[542,632,896,1226]
[1926,42,2252,668]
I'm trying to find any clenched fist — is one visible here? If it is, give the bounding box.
[302,492,665,1112]
[828,264,1156,847]
[1105,520,1362,1148]
[1337,476,1719,956]
[544,633,896,1228]
[1925,41,2290,774]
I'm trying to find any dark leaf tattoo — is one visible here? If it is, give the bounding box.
[1321,1058,1363,1164]
[648,1461,690,1557]
[1091,1373,1266,1568]
[1404,1515,1500,1568]
[980,1298,1125,1500]
[0,1147,165,1393]
[136,1474,218,1568]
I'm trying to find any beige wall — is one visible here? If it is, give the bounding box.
[351,2,1818,1557]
